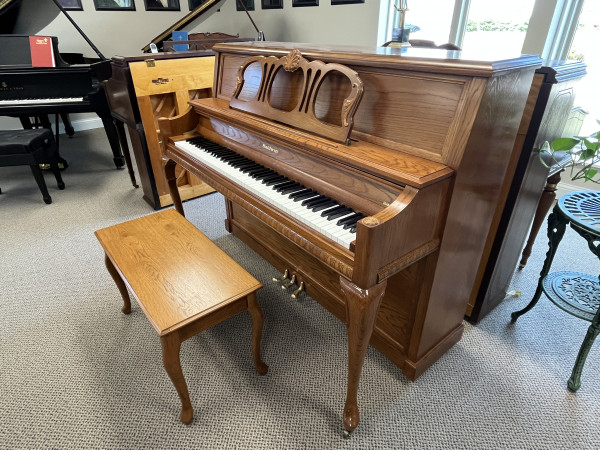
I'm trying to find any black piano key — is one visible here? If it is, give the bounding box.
[241,164,265,174]
[342,215,364,230]
[264,176,289,186]
[232,160,257,169]
[225,156,247,164]
[302,195,328,207]
[337,213,364,227]
[219,154,243,162]
[322,206,352,219]
[280,184,305,195]
[274,181,298,192]
[262,174,285,184]
[311,200,338,212]
[291,190,317,201]
[205,148,235,158]
[250,169,274,179]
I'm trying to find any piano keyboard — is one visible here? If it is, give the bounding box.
[0,97,84,106]
[176,137,364,249]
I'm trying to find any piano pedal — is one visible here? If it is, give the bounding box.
[291,281,304,299]
[281,274,296,289]
[272,269,289,282]
[39,161,68,171]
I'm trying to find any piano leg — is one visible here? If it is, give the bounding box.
[99,114,125,169]
[60,113,75,137]
[340,277,387,436]
[114,120,139,188]
[165,159,185,216]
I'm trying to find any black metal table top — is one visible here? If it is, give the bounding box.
[558,190,600,236]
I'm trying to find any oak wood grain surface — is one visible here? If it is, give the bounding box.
[95,209,262,336]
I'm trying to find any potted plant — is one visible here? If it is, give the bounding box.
[541,119,600,183]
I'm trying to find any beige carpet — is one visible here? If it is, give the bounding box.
[0,128,598,449]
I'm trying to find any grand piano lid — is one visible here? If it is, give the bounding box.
[0,0,23,34]
[141,0,225,53]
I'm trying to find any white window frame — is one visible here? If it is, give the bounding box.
[380,0,585,62]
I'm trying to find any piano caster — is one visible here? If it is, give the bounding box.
[272,269,289,282]
[343,429,352,439]
[291,281,304,299]
[281,274,296,289]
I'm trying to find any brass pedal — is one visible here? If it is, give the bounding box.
[282,274,296,289]
[291,281,305,299]
[272,269,289,282]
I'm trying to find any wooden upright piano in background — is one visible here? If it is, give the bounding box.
[465,60,587,322]
[103,0,253,209]
[159,41,542,434]
[105,52,216,208]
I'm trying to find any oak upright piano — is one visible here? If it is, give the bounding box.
[160,41,542,435]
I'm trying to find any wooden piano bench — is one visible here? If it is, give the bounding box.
[0,128,65,204]
[94,209,268,424]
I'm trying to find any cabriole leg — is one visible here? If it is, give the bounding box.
[247,292,268,375]
[340,277,387,436]
[161,333,193,424]
[104,254,131,314]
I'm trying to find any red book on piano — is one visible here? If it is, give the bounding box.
[28,36,56,67]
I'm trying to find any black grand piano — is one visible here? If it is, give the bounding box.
[0,0,131,176]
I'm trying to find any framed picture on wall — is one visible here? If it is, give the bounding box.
[144,0,180,10]
[236,0,254,11]
[57,0,83,10]
[93,0,136,11]
[261,0,282,9]
[188,0,208,9]
[292,0,318,7]
[331,0,363,4]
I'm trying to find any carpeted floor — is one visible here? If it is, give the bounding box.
[0,128,598,449]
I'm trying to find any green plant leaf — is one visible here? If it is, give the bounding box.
[551,137,579,151]
[580,148,596,160]
[584,167,598,180]
[583,138,599,151]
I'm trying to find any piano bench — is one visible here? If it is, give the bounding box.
[94,209,268,425]
[0,128,65,204]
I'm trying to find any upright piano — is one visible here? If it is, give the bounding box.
[159,41,542,434]
[103,0,253,209]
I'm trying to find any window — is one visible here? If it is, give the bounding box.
[462,0,535,54]
[567,0,600,135]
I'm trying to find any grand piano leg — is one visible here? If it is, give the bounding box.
[99,114,125,169]
[60,113,75,137]
[340,276,387,436]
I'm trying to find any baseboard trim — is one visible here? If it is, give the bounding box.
[59,117,103,134]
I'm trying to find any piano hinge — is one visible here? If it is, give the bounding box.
[145,59,156,67]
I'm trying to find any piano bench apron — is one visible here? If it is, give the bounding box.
[94,209,268,424]
[0,128,65,204]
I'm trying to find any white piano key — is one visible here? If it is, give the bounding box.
[176,139,358,248]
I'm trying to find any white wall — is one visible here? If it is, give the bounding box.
[2,0,382,130]
[14,0,383,60]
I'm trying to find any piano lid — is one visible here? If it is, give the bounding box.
[0,0,23,34]
[141,0,224,53]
